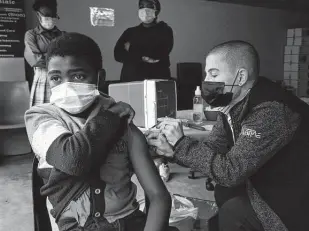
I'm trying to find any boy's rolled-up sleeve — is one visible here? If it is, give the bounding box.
[173,101,300,187]
[25,106,71,168]
[25,105,125,176]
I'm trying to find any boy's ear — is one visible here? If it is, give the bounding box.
[98,69,106,82]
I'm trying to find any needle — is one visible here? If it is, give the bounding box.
[149,111,175,130]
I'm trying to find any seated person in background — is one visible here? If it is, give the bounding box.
[25,32,174,231]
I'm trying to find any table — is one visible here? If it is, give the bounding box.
[139,110,215,140]
[177,110,215,140]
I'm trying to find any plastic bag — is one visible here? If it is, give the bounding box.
[169,194,199,231]
[90,7,115,27]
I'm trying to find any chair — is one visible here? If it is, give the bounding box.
[32,156,151,231]
[176,62,203,110]
[32,157,53,231]
[0,81,31,155]
[32,159,180,231]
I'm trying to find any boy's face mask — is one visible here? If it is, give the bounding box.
[138,8,156,24]
[201,72,239,107]
[50,82,100,114]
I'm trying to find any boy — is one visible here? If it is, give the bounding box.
[25,33,174,231]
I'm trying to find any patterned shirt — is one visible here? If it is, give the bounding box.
[24,25,64,68]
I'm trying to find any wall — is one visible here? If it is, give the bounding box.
[25,0,309,81]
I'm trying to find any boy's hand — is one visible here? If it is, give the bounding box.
[108,101,135,124]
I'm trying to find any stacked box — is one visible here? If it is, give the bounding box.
[284,45,309,55]
[284,54,309,64]
[287,37,309,46]
[287,28,309,37]
[284,28,309,97]
[284,63,309,72]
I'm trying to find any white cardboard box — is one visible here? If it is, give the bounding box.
[288,79,309,97]
[284,55,292,63]
[287,37,309,46]
[295,28,309,37]
[284,46,309,55]
[292,46,309,54]
[284,63,291,71]
[284,71,309,80]
[284,71,291,79]
[287,38,294,46]
[286,28,309,38]
[294,37,309,46]
[284,63,309,72]
[285,46,293,55]
[287,29,294,38]
[292,54,309,63]
[291,71,309,80]
[283,79,290,86]
[290,64,309,71]
[284,54,309,63]
[109,80,177,129]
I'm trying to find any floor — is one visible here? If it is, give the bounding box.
[0,153,215,231]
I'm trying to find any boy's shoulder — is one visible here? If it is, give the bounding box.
[25,94,116,123]
[25,103,69,127]
[26,103,63,116]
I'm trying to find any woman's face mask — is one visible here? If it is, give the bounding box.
[138,8,156,24]
[38,12,57,30]
[50,82,100,114]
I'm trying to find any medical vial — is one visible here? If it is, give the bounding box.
[193,86,203,123]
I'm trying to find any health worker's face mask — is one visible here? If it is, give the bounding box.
[138,8,156,24]
[50,82,100,114]
[39,13,57,30]
[201,72,240,107]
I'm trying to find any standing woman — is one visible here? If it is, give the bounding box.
[24,0,64,107]
[114,0,174,82]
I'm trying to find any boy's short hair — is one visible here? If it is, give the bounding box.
[46,32,103,71]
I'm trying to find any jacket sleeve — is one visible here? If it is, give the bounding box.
[24,30,45,68]
[114,28,143,63]
[114,29,130,63]
[173,102,300,187]
[25,106,125,176]
[151,26,174,60]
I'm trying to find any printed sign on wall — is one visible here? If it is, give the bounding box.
[90,7,114,27]
[0,0,25,57]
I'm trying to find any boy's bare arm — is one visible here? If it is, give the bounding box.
[128,124,171,231]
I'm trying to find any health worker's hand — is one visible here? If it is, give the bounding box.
[146,130,174,158]
[156,118,184,146]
